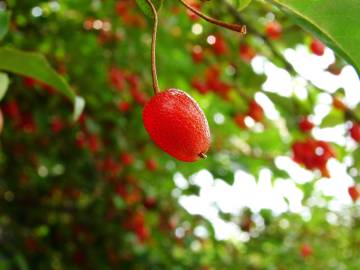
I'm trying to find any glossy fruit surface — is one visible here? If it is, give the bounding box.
[143,89,211,162]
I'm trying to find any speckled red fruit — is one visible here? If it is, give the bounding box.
[142,89,211,162]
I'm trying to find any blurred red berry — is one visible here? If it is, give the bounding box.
[310,39,325,56]
[192,45,204,63]
[146,158,157,171]
[3,100,20,119]
[88,134,101,153]
[212,34,228,55]
[109,67,125,91]
[121,152,134,166]
[118,101,131,112]
[300,244,313,258]
[266,21,282,40]
[248,100,264,122]
[51,117,65,133]
[348,186,360,202]
[191,78,209,95]
[234,114,247,129]
[350,122,360,143]
[144,197,157,209]
[299,117,314,133]
[239,44,256,62]
[292,139,334,175]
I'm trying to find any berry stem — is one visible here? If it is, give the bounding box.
[178,0,246,34]
[145,0,160,95]
[199,153,207,159]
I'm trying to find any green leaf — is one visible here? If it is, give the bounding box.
[0,72,10,101]
[136,0,163,19]
[236,0,253,11]
[14,254,28,270]
[271,0,360,75]
[320,109,344,128]
[0,11,10,41]
[0,47,85,120]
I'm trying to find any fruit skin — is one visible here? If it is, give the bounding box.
[350,122,360,143]
[143,89,211,162]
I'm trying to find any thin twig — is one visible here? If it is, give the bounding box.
[178,0,246,34]
[145,0,160,95]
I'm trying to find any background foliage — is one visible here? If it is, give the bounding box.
[0,0,360,269]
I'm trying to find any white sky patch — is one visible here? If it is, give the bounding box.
[177,44,360,240]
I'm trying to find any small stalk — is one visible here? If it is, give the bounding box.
[178,0,246,34]
[145,0,160,95]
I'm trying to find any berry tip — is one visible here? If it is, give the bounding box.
[199,153,207,159]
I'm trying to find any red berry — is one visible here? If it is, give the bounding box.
[87,134,100,153]
[234,114,247,129]
[118,101,131,112]
[292,139,334,173]
[239,44,256,62]
[109,67,125,91]
[191,78,209,95]
[266,21,282,40]
[131,88,149,106]
[299,117,314,133]
[300,244,312,258]
[348,186,360,202]
[186,2,202,21]
[212,34,228,55]
[3,100,20,119]
[120,152,134,166]
[247,100,264,122]
[144,197,157,209]
[192,45,204,63]
[143,89,211,162]
[310,39,325,56]
[350,123,360,143]
[146,158,157,171]
[51,117,65,133]
[23,76,38,88]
